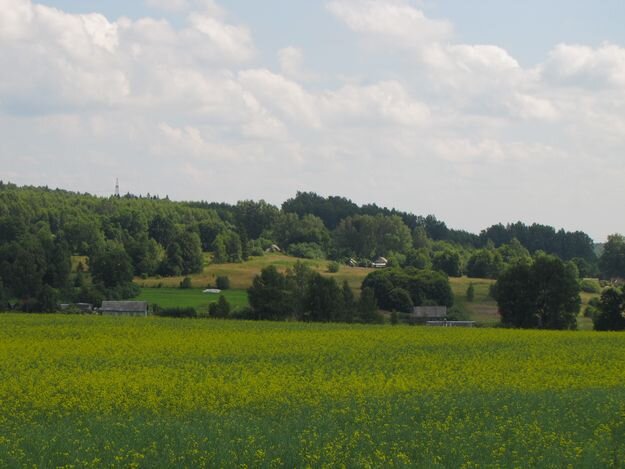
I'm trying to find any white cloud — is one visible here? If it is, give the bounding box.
[145,0,224,16]
[541,42,625,88]
[187,13,253,62]
[0,0,255,113]
[278,46,314,81]
[145,0,190,12]
[0,0,624,239]
[326,0,452,46]
[321,81,430,127]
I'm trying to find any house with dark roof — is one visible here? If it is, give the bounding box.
[100,301,148,317]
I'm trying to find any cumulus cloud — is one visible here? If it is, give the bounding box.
[278,47,309,81]
[541,42,625,88]
[326,0,452,46]
[0,0,624,239]
[0,0,254,114]
[145,0,224,16]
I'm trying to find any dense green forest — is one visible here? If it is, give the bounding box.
[0,182,623,316]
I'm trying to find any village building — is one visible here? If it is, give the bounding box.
[59,303,94,313]
[372,257,388,268]
[99,301,148,317]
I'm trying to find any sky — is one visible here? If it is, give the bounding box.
[1,0,624,242]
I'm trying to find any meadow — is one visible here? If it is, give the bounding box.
[1,314,624,467]
[136,288,249,313]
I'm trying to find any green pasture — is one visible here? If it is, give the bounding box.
[136,288,249,313]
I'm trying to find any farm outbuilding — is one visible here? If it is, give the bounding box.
[372,257,388,268]
[407,306,448,324]
[100,301,148,317]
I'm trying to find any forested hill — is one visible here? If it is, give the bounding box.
[0,182,618,310]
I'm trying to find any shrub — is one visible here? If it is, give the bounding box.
[229,306,256,320]
[466,283,475,302]
[580,278,601,294]
[216,276,230,290]
[154,307,197,318]
[179,277,193,289]
[327,261,340,273]
[287,242,325,259]
[447,305,469,321]
[209,295,231,318]
[390,311,399,325]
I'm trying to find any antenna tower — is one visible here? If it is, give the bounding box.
[115,178,120,197]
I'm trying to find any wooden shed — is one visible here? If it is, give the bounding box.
[407,306,448,324]
[100,301,148,317]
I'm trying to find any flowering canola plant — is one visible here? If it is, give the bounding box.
[1,314,624,467]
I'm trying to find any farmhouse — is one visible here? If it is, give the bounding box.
[100,301,148,317]
[372,257,388,268]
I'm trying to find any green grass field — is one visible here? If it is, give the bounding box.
[1,314,624,467]
[136,288,249,313]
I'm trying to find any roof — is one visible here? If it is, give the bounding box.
[413,306,447,318]
[100,301,148,312]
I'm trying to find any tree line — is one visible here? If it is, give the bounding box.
[0,183,624,313]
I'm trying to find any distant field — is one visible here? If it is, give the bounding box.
[134,252,602,326]
[2,314,625,467]
[136,288,249,313]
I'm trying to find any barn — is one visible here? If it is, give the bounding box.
[405,306,448,324]
[100,301,148,317]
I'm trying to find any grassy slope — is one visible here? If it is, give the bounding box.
[138,253,372,291]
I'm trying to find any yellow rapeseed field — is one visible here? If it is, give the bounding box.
[1,314,625,467]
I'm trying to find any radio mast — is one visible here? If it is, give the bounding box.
[115,178,120,197]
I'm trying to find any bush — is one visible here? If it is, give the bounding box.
[179,277,193,289]
[154,307,197,318]
[327,261,340,273]
[216,276,230,290]
[209,295,231,318]
[466,283,475,302]
[390,311,399,325]
[580,278,601,294]
[447,305,469,321]
[287,242,325,259]
[229,306,256,320]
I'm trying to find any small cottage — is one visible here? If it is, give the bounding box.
[372,257,388,268]
[100,301,148,317]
